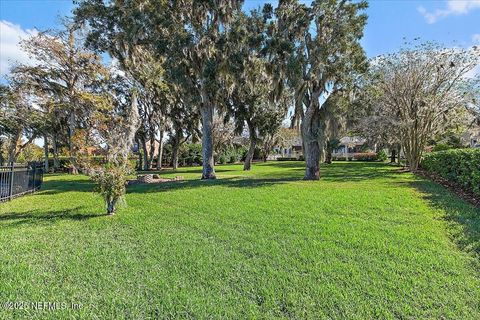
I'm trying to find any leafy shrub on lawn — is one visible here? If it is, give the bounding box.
[422,149,480,196]
[377,150,388,161]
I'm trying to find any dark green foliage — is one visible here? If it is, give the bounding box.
[377,150,388,161]
[164,143,203,167]
[432,143,454,152]
[216,146,247,164]
[422,149,480,196]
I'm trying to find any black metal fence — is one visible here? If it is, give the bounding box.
[0,163,44,202]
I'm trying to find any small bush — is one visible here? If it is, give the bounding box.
[432,143,453,152]
[377,150,388,161]
[422,149,480,196]
[353,153,378,161]
[89,161,133,214]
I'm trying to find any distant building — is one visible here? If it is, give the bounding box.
[333,137,367,155]
[272,134,367,159]
[461,128,480,148]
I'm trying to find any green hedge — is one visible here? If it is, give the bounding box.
[422,149,480,196]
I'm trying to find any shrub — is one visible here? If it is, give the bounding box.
[353,153,378,161]
[432,143,453,152]
[422,149,480,196]
[216,146,246,164]
[89,160,133,214]
[377,150,388,161]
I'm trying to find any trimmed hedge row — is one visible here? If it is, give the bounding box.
[422,149,480,196]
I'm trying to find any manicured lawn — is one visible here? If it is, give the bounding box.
[0,162,479,319]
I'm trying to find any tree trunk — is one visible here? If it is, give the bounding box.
[390,148,396,163]
[43,135,49,172]
[52,134,60,170]
[68,112,78,174]
[141,137,149,171]
[172,142,179,170]
[7,131,21,164]
[244,124,256,171]
[136,139,143,171]
[107,200,116,215]
[156,130,164,170]
[200,105,216,179]
[147,134,155,170]
[325,148,332,164]
[301,105,321,180]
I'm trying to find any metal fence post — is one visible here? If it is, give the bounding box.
[8,163,14,200]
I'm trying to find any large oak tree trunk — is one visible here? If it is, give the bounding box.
[200,105,216,179]
[301,105,321,180]
[244,123,256,171]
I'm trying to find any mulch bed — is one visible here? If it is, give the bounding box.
[415,169,480,208]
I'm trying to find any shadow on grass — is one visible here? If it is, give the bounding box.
[35,162,404,196]
[137,166,240,175]
[0,206,106,228]
[126,176,301,194]
[406,179,480,259]
[34,178,94,196]
[320,162,401,182]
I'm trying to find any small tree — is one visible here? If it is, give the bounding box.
[87,80,139,215]
[366,42,479,171]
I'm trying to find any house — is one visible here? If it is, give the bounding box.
[461,128,480,148]
[332,136,367,156]
[272,135,303,159]
[271,134,367,159]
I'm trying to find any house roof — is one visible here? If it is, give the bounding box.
[339,136,366,146]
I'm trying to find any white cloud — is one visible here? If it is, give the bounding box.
[418,0,480,24]
[0,20,38,77]
[473,34,480,44]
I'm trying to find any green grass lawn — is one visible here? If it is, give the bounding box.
[1,161,479,319]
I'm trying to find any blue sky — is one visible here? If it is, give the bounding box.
[1,0,479,79]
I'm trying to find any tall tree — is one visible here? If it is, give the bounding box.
[12,27,108,173]
[75,1,172,171]
[173,0,243,179]
[276,0,368,180]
